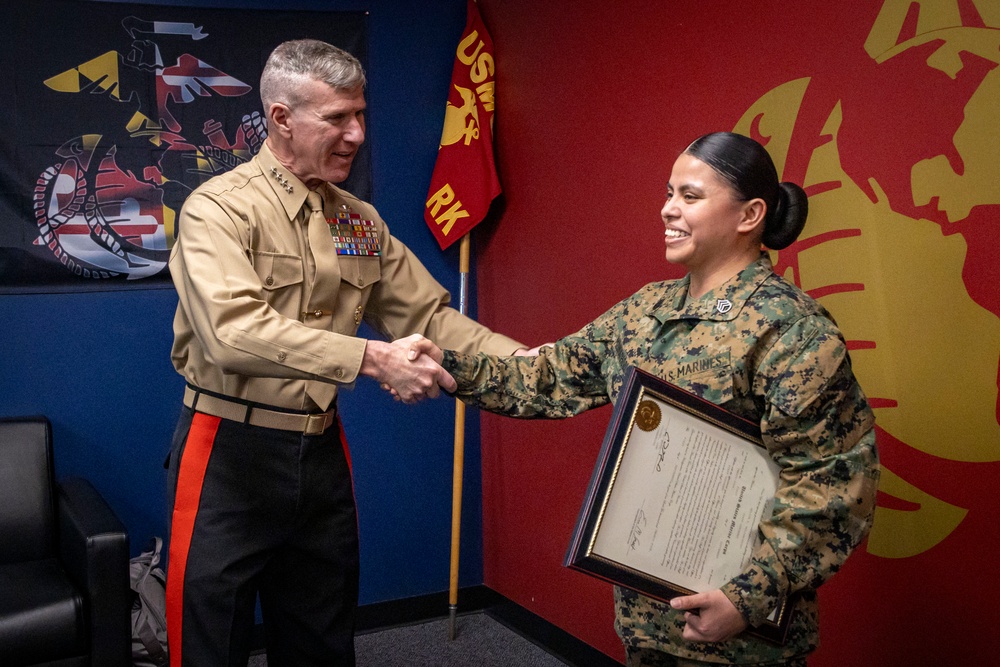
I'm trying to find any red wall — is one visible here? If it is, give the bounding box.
[472,1,1000,664]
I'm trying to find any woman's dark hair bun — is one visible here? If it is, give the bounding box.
[685,132,809,249]
[762,182,808,250]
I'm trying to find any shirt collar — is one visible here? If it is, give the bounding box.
[651,252,775,323]
[257,142,311,221]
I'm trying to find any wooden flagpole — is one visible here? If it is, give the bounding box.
[448,232,472,640]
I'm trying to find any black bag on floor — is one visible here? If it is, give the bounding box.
[130,537,169,667]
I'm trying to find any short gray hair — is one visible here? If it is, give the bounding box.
[259,39,366,111]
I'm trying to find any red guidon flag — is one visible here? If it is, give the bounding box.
[424,0,499,250]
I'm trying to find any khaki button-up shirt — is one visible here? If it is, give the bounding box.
[170,142,522,411]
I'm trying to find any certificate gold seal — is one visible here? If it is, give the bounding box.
[635,399,661,432]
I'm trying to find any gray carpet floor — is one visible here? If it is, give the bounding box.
[248,612,573,666]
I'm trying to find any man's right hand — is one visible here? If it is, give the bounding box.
[360,334,455,404]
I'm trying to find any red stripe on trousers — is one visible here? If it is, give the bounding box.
[167,413,221,667]
[339,420,358,534]
[339,420,352,473]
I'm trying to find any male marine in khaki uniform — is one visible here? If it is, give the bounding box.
[166,39,524,667]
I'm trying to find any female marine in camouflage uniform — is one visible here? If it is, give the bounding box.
[439,132,880,666]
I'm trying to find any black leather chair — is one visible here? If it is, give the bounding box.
[0,416,130,667]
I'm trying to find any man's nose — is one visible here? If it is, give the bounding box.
[344,116,365,144]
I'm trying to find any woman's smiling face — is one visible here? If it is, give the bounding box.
[661,152,756,275]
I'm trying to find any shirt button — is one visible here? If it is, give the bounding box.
[358,277,365,287]
[277,351,287,362]
[335,368,345,379]
[265,276,274,287]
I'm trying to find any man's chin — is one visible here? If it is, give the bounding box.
[324,164,354,184]
[325,171,352,185]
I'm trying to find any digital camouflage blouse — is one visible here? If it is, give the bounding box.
[443,253,879,664]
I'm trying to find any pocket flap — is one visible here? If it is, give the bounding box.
[251,251,303,290]
[339,256,381,290]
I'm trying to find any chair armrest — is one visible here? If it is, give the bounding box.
[58,476,131,667]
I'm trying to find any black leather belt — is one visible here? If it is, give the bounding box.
[183,386,336,436]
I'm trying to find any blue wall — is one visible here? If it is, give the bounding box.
[0,0,486,605]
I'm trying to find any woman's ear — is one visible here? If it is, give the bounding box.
[737,198,767,234]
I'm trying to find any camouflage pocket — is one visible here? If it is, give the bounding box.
[662,351,733,404]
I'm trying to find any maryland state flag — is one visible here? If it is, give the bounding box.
[424,0,499,250]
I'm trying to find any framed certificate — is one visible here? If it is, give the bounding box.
[564,366,794,644]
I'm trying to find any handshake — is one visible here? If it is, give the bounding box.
[360,334,452,405]
[360,334,542,405]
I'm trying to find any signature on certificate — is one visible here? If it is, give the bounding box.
[627,507,646,551]
[655,432,670,472]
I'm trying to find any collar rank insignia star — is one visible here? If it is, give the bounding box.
[269,166,293,194]
[715,299,733,314]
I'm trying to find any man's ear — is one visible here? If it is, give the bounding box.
[737,198,767,234]
[268,103,293,138]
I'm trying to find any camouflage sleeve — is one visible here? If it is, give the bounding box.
[442,314,620,418]
[719,316,880,627]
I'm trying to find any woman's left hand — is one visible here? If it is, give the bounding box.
[670,589,748,642]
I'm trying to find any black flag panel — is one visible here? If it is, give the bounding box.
[0,1,369,291]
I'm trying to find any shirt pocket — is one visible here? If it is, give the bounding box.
[250,251,303,291]
[662,350,734,405]
[337,256,382,334]
[339,255,381,290]
[689,370,735,406]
